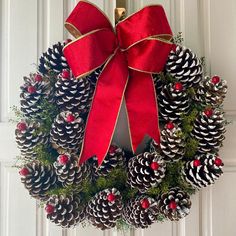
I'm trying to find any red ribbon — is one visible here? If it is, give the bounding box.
[63,1,174,166]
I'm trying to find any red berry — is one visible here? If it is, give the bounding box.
[108,145,117,154]
[150,162,159,170]
[45,204,54,214]
[193,159,201,167]
[34,74,42,82]
[65,39,72,44]
[166,122,174,130]
[211,76,221,84]
[61,70,70,79]
[204,108,213,117]
[214,157,223,166]
[58,154,69,165]
[17,122,27,131]
[27,86,36,94]
[174,82,183,91]
[169,201,177,210]
[66,114,75,123]
[19,167,30,176]
[107,193,116,202]
[141,199,150,209]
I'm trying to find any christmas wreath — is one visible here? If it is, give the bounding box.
[15,1,227,230]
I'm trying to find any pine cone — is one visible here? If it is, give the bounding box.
[165,46,203,88]
[158,188,191,221]
[19,162,56,200]
[86,188,123,230]
[87,67,103,87]
[45,194,85,228]
[150,122,185,162]
[50,112,85,154]
[158,82,191,122]
[127,152,166,192]
[123,196,159,228]
[92,145,125,177]
[54,70,92,113]
[20,73,51,118]
[39,41,69,75]
[191,108,226,153]
[15,121,48,158]
[194,75,227,107]
[153,73,164,97]
[54,153,91,186]
[182,153,224,189]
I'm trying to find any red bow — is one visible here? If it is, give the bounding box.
[63,1,174,166]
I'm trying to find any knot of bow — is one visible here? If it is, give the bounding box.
[63,0,174,165]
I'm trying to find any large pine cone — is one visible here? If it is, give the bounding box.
[123,196,159,228]
[15,121,48,158]
[86,188,123,230]
[39,41,69,75]
[54,153,91,186]
[92,145,125,177]
[50,112,85,154]
[191,108,226,153]
[54,70,92,113]
[127,152,166,193]
[194,76,227,107]
[19,162,56,200]
[165,46,203,88]
[182,153,224,189]
[158,82,191,122]
[151,122,185,162]
[45,194,85,228]
[20,74,51,118]
[158,188,191,221]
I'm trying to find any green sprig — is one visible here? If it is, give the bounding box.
[173,32,184,45]
[33,144,58,165]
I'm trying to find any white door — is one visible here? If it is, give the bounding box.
[0,0,236,236]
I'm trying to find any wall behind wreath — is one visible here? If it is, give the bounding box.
[0,0,236,236]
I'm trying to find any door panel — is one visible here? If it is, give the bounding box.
[0,1,235,236]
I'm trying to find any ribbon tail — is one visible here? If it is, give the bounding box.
[79,50,129,166]
[125,70,160,153]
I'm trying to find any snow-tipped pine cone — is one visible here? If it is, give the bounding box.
[165,46,203,88]
[50,112,85,154]
[19,162,56,200]
[45,194,85,228]
[86,67,103,87]
[54,70,92,113]
[15,121,48,158]
[86,188,123,230]
[158,82,191,122]
[92,145,125,177]
[191,108,226,153]
[123,196,159,228]
[39,41,70,75]
[153,73,164,98]
[20,74,51,118]
[54,153,91,187]
[158,188,191,221]
[150,122,185,162]
[127,152,166,193]
[182,153,224,189]
[194,75,227,107]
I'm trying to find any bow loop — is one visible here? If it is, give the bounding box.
[65,1,113,37]
[116,5,173,73]
[63,29,117,78]
[116,5,172,50]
